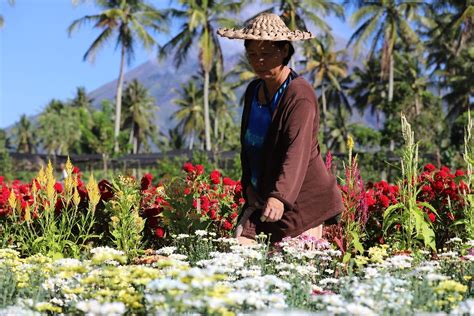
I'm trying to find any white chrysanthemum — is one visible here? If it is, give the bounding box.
[76,300,126,316]
[194,230,208,236]
[156,246,177,256]
[450,298,474,315]
[176,234,190,240]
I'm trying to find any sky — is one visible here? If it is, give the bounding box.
[0,0,353,129]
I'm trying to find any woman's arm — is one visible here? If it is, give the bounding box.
[267,98,316,210]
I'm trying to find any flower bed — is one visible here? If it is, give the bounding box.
[0,234,472,315]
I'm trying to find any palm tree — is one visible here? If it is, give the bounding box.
[13,115,36,153]
[209,63,237,144]
[0,0,15,29]
[121,79,157,154]
[160,0,242,151]
[349,57,387,127]
[172,79,204,150]
[71,87,93,109]
[68,0,167,153]
[348,0,424,102]
[263,0,344,37]
[431,0,473,54]
[302,37,348,128]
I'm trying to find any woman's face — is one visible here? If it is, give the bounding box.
[245,40,289,80]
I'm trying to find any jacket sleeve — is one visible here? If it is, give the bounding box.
[267,97,316,210]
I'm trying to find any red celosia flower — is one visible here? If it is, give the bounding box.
[424,163,436,172]
[72,166,80,174]
[195,164,204,175]
[183,162,195,173]
[223,220,233,230]
[154,227,165,238]
[223,177,235,186]
[455,170,465,177]
[428,212,436,223]
[209,210,217,220]
[54,182,63,193]
[210,170,221,184]
[379,195,390,208]
[141,173,153,191]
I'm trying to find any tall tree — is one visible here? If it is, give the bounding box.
[121,79,157,154]
[263,0,344,38]
[173,79,204,150]
[68,0,167,153]
[348,0,424,103]
[13,115,36,154]
[302,36,348,140]
[0,0,15,29]
[160,0,242,151]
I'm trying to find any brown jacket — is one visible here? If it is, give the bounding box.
[240,75,343,242]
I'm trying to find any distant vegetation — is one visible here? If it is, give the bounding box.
[1,0,472,173]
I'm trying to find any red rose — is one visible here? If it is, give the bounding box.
[223,220,233,230]
[141,173,153,191]
[210,170,221,184]
[0,176,3,185]
[183,162,195,174]
[223,177,235,186]
[54,182,63,193]
[428,212,436,223]
[184,187,191,195]
[154,227,165,238]
[195,164,204,175]
[424,163,436,172]
[440,165,450,173]
[200,196,211,211]
[230,212,238,219]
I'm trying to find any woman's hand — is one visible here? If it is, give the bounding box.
[261,197,284,222]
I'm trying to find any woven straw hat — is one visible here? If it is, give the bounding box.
[217,13,314,41]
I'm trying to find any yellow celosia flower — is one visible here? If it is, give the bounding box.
[347,135,354,151]
[24,204,31,222]
[86,174,101,209]
[45,160,56,202]
[8,190,16,209]
[73,187,81,207]
[37,166,47,187]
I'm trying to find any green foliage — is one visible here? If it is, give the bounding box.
[104,175,145,260]
[383,114,437,251]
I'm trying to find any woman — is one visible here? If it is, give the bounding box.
[218,13,343,244]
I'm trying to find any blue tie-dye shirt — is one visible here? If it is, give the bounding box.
[244,75,293,190]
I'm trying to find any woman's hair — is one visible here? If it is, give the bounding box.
[244,40,295,66]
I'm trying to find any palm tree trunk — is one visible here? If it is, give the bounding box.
[388,55,395,152]
[203,70,212,151]
[388,54,394,102]
[321,84,328,146]
[190,130,195,150]
[214,115,218,140]
[133,125,138,154]
[102,153,108,174]
[415,95,420,115]
[114,45,126,153]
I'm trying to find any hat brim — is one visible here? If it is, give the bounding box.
[217,27,314,41]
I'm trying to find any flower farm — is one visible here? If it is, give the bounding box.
[1,119,473,315]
